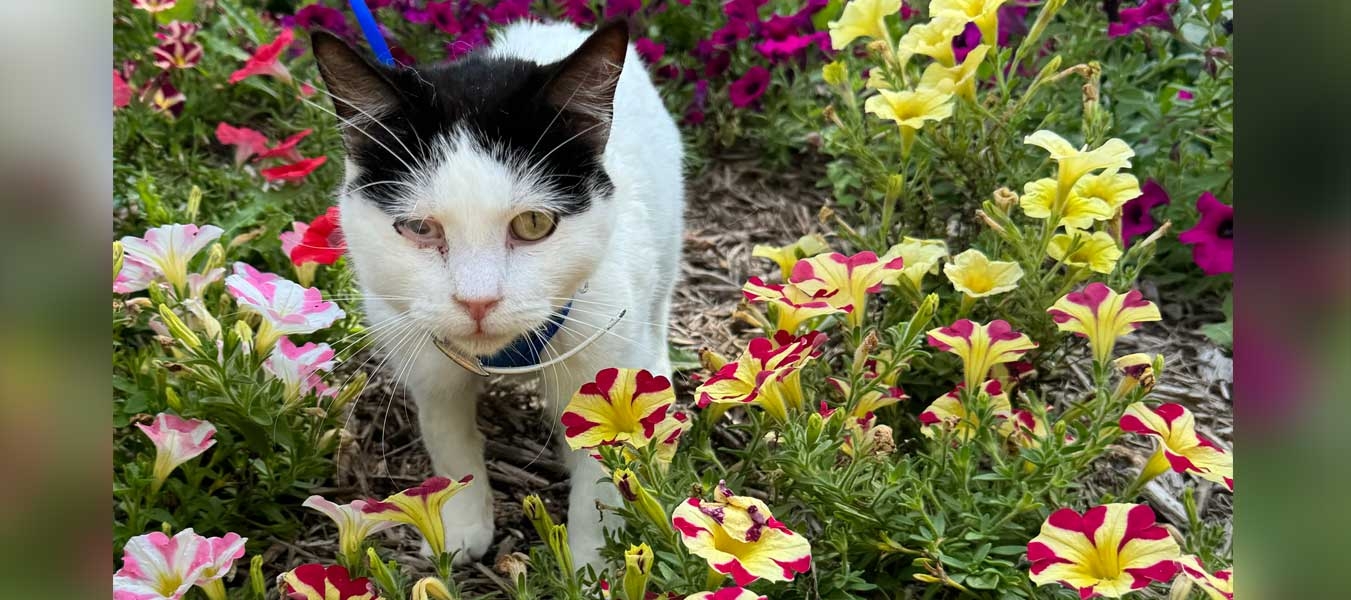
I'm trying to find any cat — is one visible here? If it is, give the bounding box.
[311,20,683,567]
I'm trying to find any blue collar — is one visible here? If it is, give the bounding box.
[479,300,573,368]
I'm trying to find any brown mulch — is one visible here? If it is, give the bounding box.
[271,157,1233,593]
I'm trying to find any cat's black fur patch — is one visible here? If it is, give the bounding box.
[315,34,616,217]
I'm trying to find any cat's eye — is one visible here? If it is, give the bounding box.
[394,217,444,247]
[509,210,557,242]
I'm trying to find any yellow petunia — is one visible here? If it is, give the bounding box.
[882,237,949,288]
[919,44,989,101]
[864,88,954,157]
[829,0,902,51]
[930,0,1007,45]
[1020,177,1113,230]
[752,234,830,280]
[1072,169,1142,213]
[1047,230,1122,274]
[1024,130,1135,193]
[897,15,968,66]
[943,248,1024,298]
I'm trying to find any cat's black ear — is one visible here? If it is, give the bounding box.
[311,31,402,131]
[544,21,629,149]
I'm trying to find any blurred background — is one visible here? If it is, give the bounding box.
[0,0,1345,597]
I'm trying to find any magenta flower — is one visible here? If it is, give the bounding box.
[285,5,352,39]
[142,77,186,117]
[1121,179,1171,246]
[711,21,752,48]
[684,79,709,125]
[261,156,328,184]
[137,413,217,492]
[636,38,666,64]
[119,223,224,293]
[490,0,533,24]
[114,69,133,109]
[114,528,246,600]
[730,67,771,109]
[155,21,198,45]
[1177,192,1233,275]
[264,337,337,402]
[152,39,203,70]
[1176,89,1195,101]
[724,0,768,23]
[605,0,642,19]
[1108,0,1178,38]
[215,123,271,167]
[229,28,295,84]
[225,262,344,353]
[446,25,488,61]
[560,0,596,25]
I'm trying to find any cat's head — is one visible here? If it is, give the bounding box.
[312,24,628,357]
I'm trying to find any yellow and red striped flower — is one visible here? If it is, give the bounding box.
[687,588,767,600]
[829,377,908,420]
[919,380,1014,441]
[1178,555,1234,600]
[561,368,675,451]
[1119,403,1233,491]
[927,319,1038,391]
[362,475,474,557]
[695,334,824,421]
[751,234,829,279]
[742,277,844,334]
[1047,283,1161,364]
[672,482,812,585]
[1027,503,1181,598]
[790,251,906,327]
[281,564,380,600]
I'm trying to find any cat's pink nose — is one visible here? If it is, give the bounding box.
[454,295,501,323]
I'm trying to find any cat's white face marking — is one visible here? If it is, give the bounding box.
[341,131,614,357]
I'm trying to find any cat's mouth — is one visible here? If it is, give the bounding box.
[432,308,628,376]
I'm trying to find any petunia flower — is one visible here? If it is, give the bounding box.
[1121,180,1171,246]
[1024,130,1135,195]
[114,69,133,109]
[1047,283,1161,364]
[285,4,353,39]
[303,496,399,565]
[696,334,824,421]
[1120,403,1233,491]
[264,337,337,403]
[560,0,596,24]
[650,410,690,467]
[1107,0,1178,38]
[224,262,345,354]
[115,255,158,294]
[1021,178,1113,230]
[752,234,830,280]
[1047,230,1122,274]
[255,129,314,163]
[137,413,216,493]
[605,0,642,18]
[729,66,771,108]
[742,277,843,334]
[1177,555,1234,600]
[1026,503,1181,598]
[918,44,988,101]
[119,223,223,295]
[143,78,186,117]
[192,533,248,600]
[131,0,177,12]
[864,88,954,157]
[686,588,767,600]
[152,40,203,70]
[279,220,308,260]
[881,237,949,289]
[215,123,271,167]
[1073,169,1142,215]
[1009,408,1054,449]
[290,206,345,266]
[790,251,906,327]
[723,0,768,23]
[1112,352,1156,397]
[943,248,1024,298]
[561,368,675,451]
[928,319,1037,391]
[898,15,968,66]
[362,475,475,557]
[1177,192,1233,275]
[261,156,328,184]
[829,376,907,420]
[635,38,665,64]
[114,528,244,600]
[930,0,1007,45]
[228,28,295,84]
[282,564,380,600]
[919,380,1013,441]
[672,482,812,585]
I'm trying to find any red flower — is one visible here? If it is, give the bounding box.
[256,129,314,163]
[291,206,346,265]
[262,156,327,184]
[113,70,133,109]
[229,28,295,84]
[282,564,378,600]
[215,123,272,166]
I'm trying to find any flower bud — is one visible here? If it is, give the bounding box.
[822,104,844,129]
[698,347,729,372]
[165,387,184,413]
[1113,353,1157,396]
[546,524,574,578]
[1168,575,1195,600]
[186,185,203,223]
[522,494,555,543]
[852,330,879,376]
[204,243,226,273]
[865,39,890,57]
[976,209,1007,235]
[913,573,941,583]
[411,577,456,600]
[157,304,202,350]
[494,552,529,584]
[817,204,835,225]
[623,543,653,600]
[992,187,1019,212]
[612,469,672,536]
[228,227,265,250]
[249,555,266,600]
[913,293,940,330]
[1136,220,1173,250]
[822,61,847,87]
[232,319,254,350]
[331,371,367,414]
[113,241,125,281]
[126,297,154,314]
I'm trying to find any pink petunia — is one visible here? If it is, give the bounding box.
[224,262,345,350]
[229,28,296,84]
[130,0,176,12]
[261,156,328,184]
[113,528,245,600]
[290,206,346,265]
[114,70,133,109]
[560,0,596,25]
[1121,179,1171,246]
[264,337,338,401]
[215,123,271,167]
[635,38,666,64]
[255,129,314,163]
[1108,0,1178,38]
[729,66,771,109]
[1177,192,1233,275]
[605,0,643,19]
[136,413,217,490]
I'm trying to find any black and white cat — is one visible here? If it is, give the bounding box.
[312,21,683,566]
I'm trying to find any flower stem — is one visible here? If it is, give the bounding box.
[1122,448,1170,499]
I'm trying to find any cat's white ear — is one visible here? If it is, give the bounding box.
[311,31,401,134]
[544,21,629,149]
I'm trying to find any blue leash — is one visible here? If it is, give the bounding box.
[481,300,574,368]
[348,0,395,66]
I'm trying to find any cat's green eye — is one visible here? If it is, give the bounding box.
[509,210,557,242]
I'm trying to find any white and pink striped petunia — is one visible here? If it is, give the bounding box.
[561,368,675,451]
[789,251,905,327]
[225,262,344,353]
[119,224,224,293]
[672,482,812,586]
[1027,503,1180,598]
[264,337,337,402]
[113,528,246,600]
[1120,403,1233,491]
[302,496,399,564]
[115,255,159,294]
[137,413,216,492]
[1047,283,1161,364]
